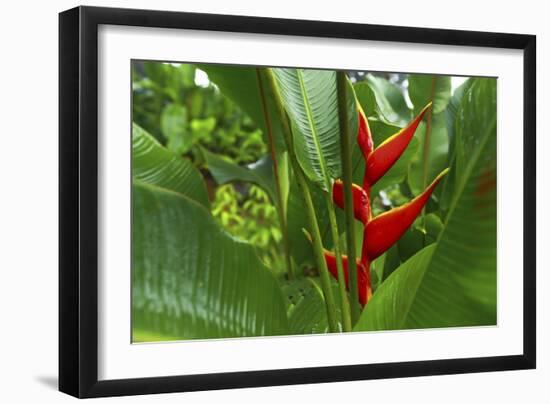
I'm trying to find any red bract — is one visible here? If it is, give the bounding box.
[357,110,374,161]
[326,103,448,307]
[323,250,371,306]
[362,168,448,261]
[332,180,370,224]
[365,104,431,187]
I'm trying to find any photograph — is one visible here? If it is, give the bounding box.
[131,61,497,342]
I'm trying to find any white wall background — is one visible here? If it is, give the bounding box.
[0,0,546,402]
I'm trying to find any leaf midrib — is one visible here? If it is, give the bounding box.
[296,69,331,189]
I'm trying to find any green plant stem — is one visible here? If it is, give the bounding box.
[422,77,438,191]
[263,68,339,332]
[256,68,294,278]
[421,77,437,244]
[324,193,352,332]
[336,72,360,324]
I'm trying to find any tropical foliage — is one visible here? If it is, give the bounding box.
[132,61,497,341]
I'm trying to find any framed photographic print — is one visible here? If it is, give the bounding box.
[59,6,536,398]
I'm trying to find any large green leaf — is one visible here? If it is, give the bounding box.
[273,68,357,191]
[132,181,289,340]
[196,64,286,155]
[379,245,401,285]
[408,74,452,114]
[355,245,436,330]
[202,148,277,203]
[132,123,209,208]
[355,91,496,331]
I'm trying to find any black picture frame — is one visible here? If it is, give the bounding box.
[59,5,536,398]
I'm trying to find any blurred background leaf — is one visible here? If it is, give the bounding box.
[365,73,411,125]
[160,103,190,154]
[408,74,451,114]
[407,116,449,196]
[407,75,451,197]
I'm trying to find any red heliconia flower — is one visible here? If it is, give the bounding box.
[326,102,448,307]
